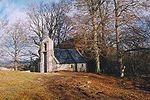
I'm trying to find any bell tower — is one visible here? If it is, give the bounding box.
[40,36,54,73]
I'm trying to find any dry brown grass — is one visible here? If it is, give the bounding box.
[0,71,150,100]
[43,72,150,100]
[0,71,54,99]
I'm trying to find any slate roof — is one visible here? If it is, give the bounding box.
[54,48,86,64]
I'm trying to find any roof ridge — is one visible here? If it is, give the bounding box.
[54,48,76,50]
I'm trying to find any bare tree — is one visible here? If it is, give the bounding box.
[74,0,111,73]
[2,21,29,71]
[112,0,140,77]
[27,0,73,70]
[111,0,150,77]
[27,0,72,47]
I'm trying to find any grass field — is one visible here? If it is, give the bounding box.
[0,71,150,100]
[0,71,53,99]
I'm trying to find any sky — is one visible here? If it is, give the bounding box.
[0,0,57,24]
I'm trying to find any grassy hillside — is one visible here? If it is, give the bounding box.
[0,71,53,99]
[0,71,150,100]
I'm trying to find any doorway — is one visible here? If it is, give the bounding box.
[44,52,47,72]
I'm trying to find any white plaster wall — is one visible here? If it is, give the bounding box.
[77,63,87,72]
[51,64,74,71]
[48,60,87,72]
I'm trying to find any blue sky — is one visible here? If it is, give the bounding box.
[0,0,34,13]
[0,0,56,9]
[0,0,57,21]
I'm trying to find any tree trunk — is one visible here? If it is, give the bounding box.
[14,54,18,71]
[93,9,101,73]
[119,56,124,77]
[14,39,18,71]
[114,0,124,77]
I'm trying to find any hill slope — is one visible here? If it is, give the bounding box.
[0,71,150,100]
